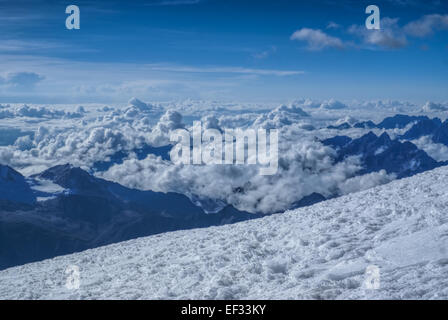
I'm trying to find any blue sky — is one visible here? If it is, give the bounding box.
[0,0,447,103]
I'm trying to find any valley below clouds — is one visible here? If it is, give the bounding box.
[2,98,448,214]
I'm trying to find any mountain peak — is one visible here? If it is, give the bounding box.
[0,164,36,205]
[378,132,392,143]
[0,164,23,182]
[377,114,429,129]
[36,164,106,197]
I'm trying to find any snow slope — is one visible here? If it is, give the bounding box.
[1,166,448,300]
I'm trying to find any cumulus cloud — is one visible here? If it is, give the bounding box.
[217,113,259,129]
[290,28,344,50]
[320,99,348,110]
[0,148,14,165]
[411,136,448,162]
[0,104,164,173]
[291,98,321,109]
[253,103,310,129]
[0,104,84,119]
[338,170,396,195]
[359,100,417,110]
[201,115,222,131]
[100,137,363,214]
[148,110,185,146]
[1,99,422,214]
[422,101,448,112]
[91,104,388,214]
[14,135,33,151]
[128,97,159,112]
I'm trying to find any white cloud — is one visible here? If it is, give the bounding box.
[148,65,304,76]
[326,22,341,29]
[290,28,344,51]
[404,14,448,37]
[338,170,395,195]
[0,72,44,90]
[0,104,84,119]
[411,136,448,162]
[0,99,426,214]
[100,139,362,214]
[149,109,185,147]
[253,103,310,129]
[320,99,348,110]
[348,14,448,50]
[349,18,407,49]
[422,101,448,112]
[252,46,277,60]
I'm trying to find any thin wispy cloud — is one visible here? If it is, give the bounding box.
[326,21,341,29]
[252,46,277,60]
[0,40,73,53]
[0,72,45,90]
[404,14,448,37]
[146,0,203,6]
[385,0,443,8]
[147,65,304,76]
[0,54,305,103]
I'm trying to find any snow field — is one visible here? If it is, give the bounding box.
[1,166,448,299]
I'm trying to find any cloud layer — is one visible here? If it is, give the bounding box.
[1,98,445,214]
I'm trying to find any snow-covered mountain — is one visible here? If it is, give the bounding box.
[324,132,442,178]
[0,164,261,270]
[1,165,447,299]
[0,165,35,206]
[327,114,433,131]
[401,119,448,146]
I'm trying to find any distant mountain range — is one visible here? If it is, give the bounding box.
[400,118,448,146]
[93,144,172,172]
[0,164,263,270]
[324,114,448,178]
[2,113,448,270]
[328,114,446,133]
[323,131,443,178]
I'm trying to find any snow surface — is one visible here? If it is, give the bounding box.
[29,178,67,202]
[1,166,448,300]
